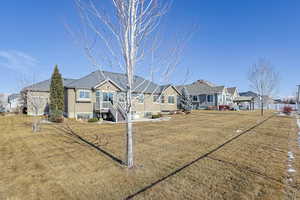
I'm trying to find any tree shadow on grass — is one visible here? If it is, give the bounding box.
[52,123,125,166]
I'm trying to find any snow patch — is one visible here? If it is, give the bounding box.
[286,115,299,180]
[288,151,295,161]
[277,113,286,116]
[40,119,53,124]
[288,168,296,173]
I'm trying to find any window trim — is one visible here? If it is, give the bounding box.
[168,95,175,104]
[76,112,93,120]
[102,91,114,102]
[192,95,198,102]
[207,94,214,103]
[77,89,91,102]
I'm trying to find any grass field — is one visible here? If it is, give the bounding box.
[0,110,299,200]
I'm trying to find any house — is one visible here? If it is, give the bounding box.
[7,93,23,113]
[177,80,236,110]
[227,87,240,102]
[0,93,9,112]
[239,91,258,98]
[22,70,180,121]
[239,91,273,109]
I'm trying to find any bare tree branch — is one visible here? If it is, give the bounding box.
[248,58,279,116]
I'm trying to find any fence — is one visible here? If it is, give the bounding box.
[266,104,297,111]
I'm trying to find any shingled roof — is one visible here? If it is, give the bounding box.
[23,70,167,94]
[227,87,237,95]
[22,78,76,92]
[65,70,164,93]
[239,91,258,97]
[177,81,225,96]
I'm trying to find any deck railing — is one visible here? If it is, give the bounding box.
[93,101,127,122]
[93,101,111,111]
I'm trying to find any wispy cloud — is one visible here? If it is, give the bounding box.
[0,50,38,72]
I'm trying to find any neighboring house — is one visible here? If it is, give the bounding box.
[177,80,235,110]
[7,93,23,112]
[239,91,273,109]
[239,91,258,99]
[22,79,76,116]
[227,87,240,102]
[0,93,9,112]
[22,70,180,121]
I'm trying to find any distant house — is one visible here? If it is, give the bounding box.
[0,93,9,112]
[239,91,273,109]
[227,87,240,101]
[7,93,23,112]
[22,70,180,121]
[239,91,258,98]
[177,80,237,110]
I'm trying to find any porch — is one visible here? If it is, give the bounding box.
[93,91,126,122]
[234,96,255,110]
[190,94,218,110]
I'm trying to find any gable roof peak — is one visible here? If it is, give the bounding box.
[227,87,238,95]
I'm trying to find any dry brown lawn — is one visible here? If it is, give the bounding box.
[0,110,299,200]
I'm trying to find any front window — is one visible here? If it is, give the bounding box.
[161,95,165,103]
[168,96,175,104]
[78,90,90,100]
[153,95,159,103]
[138,94,144,103]
[103,92,114,102]
[193,95,198,102]
[207,95,213,102]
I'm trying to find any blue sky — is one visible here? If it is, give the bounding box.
[0,0,299,97]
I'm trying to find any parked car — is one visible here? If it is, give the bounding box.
[219,105,230,111]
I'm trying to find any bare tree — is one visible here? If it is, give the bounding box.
[19,76,49,132]
[248,58,279,116]
[69,0,193,168]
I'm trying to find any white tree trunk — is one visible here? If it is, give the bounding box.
[32,109,40,132]
[126,108,134,168]
[124,0,137,168]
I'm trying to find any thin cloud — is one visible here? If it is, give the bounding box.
[0,50,38,72]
